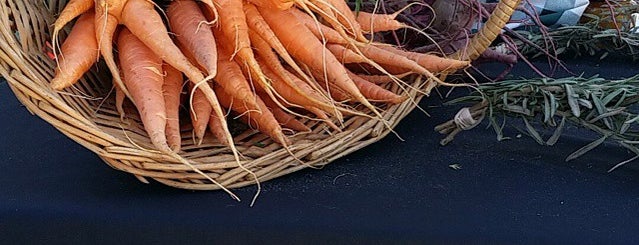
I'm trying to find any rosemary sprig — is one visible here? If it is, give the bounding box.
[511,4,639,60]
[436,75,639,171]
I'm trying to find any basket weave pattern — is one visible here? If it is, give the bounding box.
[0,0,520,190]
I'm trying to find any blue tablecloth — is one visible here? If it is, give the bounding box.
[2,57,639,244]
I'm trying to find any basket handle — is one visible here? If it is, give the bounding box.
[452,0,522,61]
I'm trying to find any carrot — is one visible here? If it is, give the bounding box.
[247,0,295,10]
[52,0,93,59]
[291,11,419,81]
[248,29,339,115]
[207,106,228,144]
[374,44,470,72]
[215,44,260,110]
[163,63,184,152]
[347,70,406,104]
[197,0,220,24]
[304,0,355,42]
[307,68,352,102]
[326,43,367,63]
[324,0,366,41]
[309,63,407,108]
[261,94,311,132]
[306,106,341,131]
[259,8,380,116]
[351,44,455,90]
[120,0,199,82]
[117,28,169,152]
[272,107,311,132]
[280,67,336,109]
[243,3,315,87]
[115,81,126,121]
[355,11,405,33]
[50,11,99,90]
[357,72,412,84]
[189,81,212,145]
[352,44,430,74]
[215,86,290,146]
[256,60,329,111]
[94,3,130,99]
[114,64,127,121]
[290,7,349,45]
[97,0,240,197]
[120,0,236,153]
[167,0,218,77]
[211,0,270,96]
[355,3,427,33]
[53,0,93,32]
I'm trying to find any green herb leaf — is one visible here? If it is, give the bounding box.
[523,117,545,145]
[547,116,566,146]
[565,84,581,117]
[566,134,609,162]
[592,96,614,130]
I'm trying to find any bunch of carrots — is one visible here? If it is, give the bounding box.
[50,0,469,156]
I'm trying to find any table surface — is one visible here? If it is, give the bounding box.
[2,57,639,244]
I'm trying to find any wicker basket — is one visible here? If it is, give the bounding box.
[0,0,520,191]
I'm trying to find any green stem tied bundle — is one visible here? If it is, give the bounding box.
[511,3,639,60]
[436,75,639,171]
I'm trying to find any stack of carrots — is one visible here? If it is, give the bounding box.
[50,0,469,155]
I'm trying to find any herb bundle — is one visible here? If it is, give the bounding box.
[437,75,639,170]
[511,2,639,60]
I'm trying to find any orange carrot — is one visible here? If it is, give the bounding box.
[247,0,295,10]
[306,107,341,132]
[215,44,259,110]
[207,105,228,144]
[94,3,130,99]
[324,0,366,40]
[197,0,221,24]
[50,11,99,90]
[256,61,327,110]
[374,44,470,72]
[307,68,352,102]
[280,68,335,109]
[52,0,93,58]
[355,11,405,33]
[114,68,126,121]
[352,63,415,75]
[113,78,126,121]
[189,81,212,145]
[311,0,366,42]
[261,94,311,132]
[347,70,406,104]
[215,86,290,146]
[290,8,349,45]
[53,0,93,32]
[355,3,425,33]
[120,0,235,153]
[353,44,447,79]
[163,63,184,152]
[304,0,355,42]
[357,73,411,84]
[167,0,218,77]
[212,0,270,95]
[117,28,169,152]
[272,107,311,132]
[120,0,200,82]
[248,29,338,114]
[326,43,367,63]
[259,8,378,114]
[243,3,314,86]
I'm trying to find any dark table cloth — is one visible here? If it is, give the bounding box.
[2,57,639,244]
